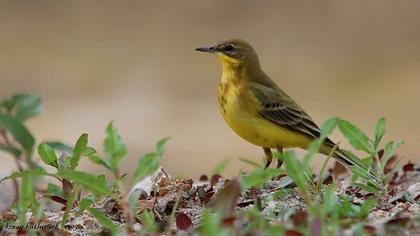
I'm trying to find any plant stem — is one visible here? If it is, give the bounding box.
[61,184,79,229]
[114,169,134,233]
[316,143,338,193]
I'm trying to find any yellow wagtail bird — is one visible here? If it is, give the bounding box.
[196,39,364,170]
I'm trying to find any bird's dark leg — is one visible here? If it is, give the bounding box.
[276,147,283,168]
[263,147,273,169]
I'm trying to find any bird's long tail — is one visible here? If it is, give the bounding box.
[321,144,377,180]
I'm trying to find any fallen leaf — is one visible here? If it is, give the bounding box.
[285,230,304,236]
[332,162,348,179]
[363,225,376,234]
[210,178,241,217]
[176,212,192,231]
[199,175,208,182]
[210,174,222,185]
[402,163,414,172]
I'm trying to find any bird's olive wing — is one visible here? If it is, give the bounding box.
[261,103,318,136]
[251,83,335,146]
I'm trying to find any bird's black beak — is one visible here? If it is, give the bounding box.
[195,45,217,53]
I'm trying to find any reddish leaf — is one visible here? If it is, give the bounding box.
[62,179,73,196]
[384,155,397,174]
[402,163,414,172]
[322,175,333,185]
[50,196,67,206]
[377,149,384,159]
[237,199,255,208]
[221,216,236,226]
[386,217,410,226]
[291,211,308,226]
[332,162,348,178]
[176,212,192,231]
[211,178,241,217]
[363,225,376,234]
[275,174,287,181]
[285,230,304,236]
[210,174,222,185]
[199,175,208,181]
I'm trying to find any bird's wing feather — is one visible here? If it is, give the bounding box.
[249,82,336,147]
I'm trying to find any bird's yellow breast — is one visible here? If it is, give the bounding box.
[217,80,312,149]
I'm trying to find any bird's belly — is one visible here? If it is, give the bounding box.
[221,102,311,149]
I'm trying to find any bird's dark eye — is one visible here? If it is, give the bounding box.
[224,44,235,52]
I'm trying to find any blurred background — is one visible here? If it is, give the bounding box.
[1,1,419,180]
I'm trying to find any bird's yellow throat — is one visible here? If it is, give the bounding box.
[216,53,242,84]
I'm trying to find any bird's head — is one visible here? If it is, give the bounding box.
[196,39,260,69]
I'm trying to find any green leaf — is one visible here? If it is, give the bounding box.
[349,165,371,181]
[240,168,280,189]
[212,159,230,176]
[0,94,42,121]
[88,155,111,169]
[197,210,223,236]
[31,194,43,219]
[89,208,121,234]
[0,113,35,156]
[357,199,377,217]
[38,143,58,168]
[81,146,96,156]
[352,183,381,195]
[128,189,143,216]
[0,168,49,184]
[338,119,374,155]
[266,225,286,236]
[0,144,22,158]
[339,196,353,217]
[57,170,112,196]
[374,117,385,149]
[360,155,373,170]
[156,137,170,156]
[323,184,337,214]
[77,197,93,216]
[69,134,88,169]
[44,141,73,153]
[132,138,168,182]
[9,94,42,121]
[380,140,404,175]
[133,153,159,182]
[273,188,293,199]
[104,122,127,171]
[239,157,262,168]
[47,183,65,198]
[141,211,159,233]
[0,96,14,111]
[351,223,370,236]
[283,151,310,198]
[320,117,339,136]
[304,117,338,176]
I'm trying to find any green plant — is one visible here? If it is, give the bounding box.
[0,93,408,235]
[0,93,169,233]
[337,118,403,195]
